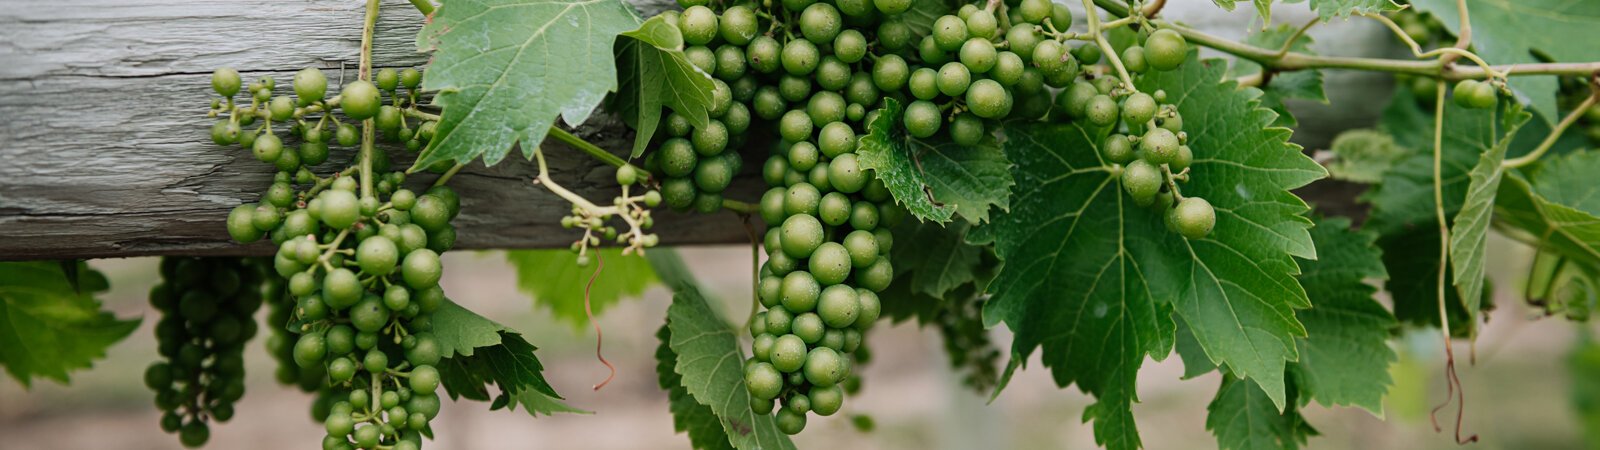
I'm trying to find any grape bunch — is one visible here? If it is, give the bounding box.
[1047,28,1213,239]
[145,257,268,448]
[208,63,457,449]
[264,269,327,392]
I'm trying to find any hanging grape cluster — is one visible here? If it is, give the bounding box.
[145,257,267,448]
[207,62,455,450]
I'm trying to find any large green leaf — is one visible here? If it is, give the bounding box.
[1412,0,1600,124]
[980,52,1325,448]
[1305,0,1402,20]
[656,324,734,450]
[1290,217,1396,414]
[506,248,658,332]
[432,299,568,412]
[417,0,641,167]
[1449,101,1533,326]
[1494,151,1600,267]
[648,250,798,450]
[0,262,139,387]
[857,98,1014,224]
[891,220,983,299]
[614,14,717,158]
[1206,377,1317,450]
[1326,129,1405,183]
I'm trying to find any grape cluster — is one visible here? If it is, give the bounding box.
[264,270,327,392]
[1049,28,1213,239]
[934,293,1002,392]
[209,65,456,449]
[145,257,268,448]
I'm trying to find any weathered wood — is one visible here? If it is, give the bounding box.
[0,0,1385,260]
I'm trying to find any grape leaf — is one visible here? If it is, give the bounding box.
[1449,100,1532,326]
[1305,0,1402,20]
[1411,0,1600,124]
[1291,217,1395,414]
[0,261,138,387]
[614,14,717,158]
[979,51,1324,448]
[857,98,1015,224]
[506,248,658,332]
[647,249,798,450]
[431,299,513,357]
[508,389,592,417]
[1228,23,1326,128]
[657,324,735,450]
[1212,0,1275,23]
[892,220,982,298]
[1326,130,1405,183]
[1206,377,1317,450]
[432,299,566,412]
[417,0,642,167]
[1494,151,1600,268]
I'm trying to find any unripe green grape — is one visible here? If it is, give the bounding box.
[731,75,758,102]
[849,201,879,230]
[714,46,747,80]
[781,0,815,12]
[816,56,851,91]
[694,154,735,193]
[1072,43,1103,65]
[807,91,847,125]
[720,5,758,45]
[253,132,283,163]
[252,203,282,231]
[760,187,788,225]
[828,153,867,193]
[872,54,910,91]
[269,95,294,119]
[1085,94,1119,127]
[1018,0,1051,23]
[778,74,811,102]
[1145,29,1188,71]
[1167,197,1216,239]
[747,36,782,73]
[1033,40,1066,74]
[1122,92,1157,125]
[932,15,968,51]
[1122,159,1161,206]
[800,3,842,43]
[664,112,693,137]
[180,420,210,448]
[746,362,784,400]
[1043,63,1077,88]
[834,30,868,63]
[780,214,825,258]
[402,249,443,289]
[779,110,814,143]
[659,138,698,178]
[1140,127,1181,165]
[691,119,729,156]
[319,189,360,229]
[840,231,878,268]
[227,205,263,243]
[293,332,327,367]
[818,284,860,327]
[919,35,951,66]
[1122,46,1149,73]
[810,385,845,416]
[1102,134,1134,164]
[213,68,242,97]
[1060,81,1098,119]
[372,68,398,92]
[807,164,832,192]
[803,346,846,386]
[1171,145,1193,171]
[992,52,1025,86]
[966,9,998,39]
[818,122,857,158]
[777,408,807,435]
[336,123,359,146]
[781,39,820,75]
[810,242,853,285]
[787,393,812,413]
[959,38,998,73]
[876,20,914,51]
[965,79,1013,119]
[679,6,719,46]
[788,141,820,172]
[909,68,939,100]
[874,0,911,14]
[819,192,852,226]
[376,105,402,133]
[764,156,790,186]
[950,112,985,146]
[211,120,240,145]
[685,45,716,74]
[957,3,978,18]
[1007,24,1042,63]
[903,100,942,138]
[792,313,825,343]
[765,304,795,334]
[293,67,328,105]
[400,68,422,89]
[1050,3,1074,29]
[1158,110,1184,133]
[771,334,808,373]
[363,347,390,373]
[339,80,381,120]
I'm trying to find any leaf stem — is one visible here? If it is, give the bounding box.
[548,126,627,168]
[721,199,758,215]
[1082,0,1136,91]
[432,162,467,187]
[1502,91,1598,169]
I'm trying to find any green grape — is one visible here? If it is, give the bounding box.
[920,35,951,66]
[1121,159,1162,206]
[949,113,985,146]
[1018,0,1051,23]
[932,15,968,52]
[903,100,942,138]
[402,249,443,289]
[780,110,815,143]
[1032,40,1067,74]
[800,3,842,43]
[679,5,719,46]
[1072,43,1102,65]
[269,95,295,120]
[909,68,940,100]
[400,68,422,89]
[818,122,857,158]
[992,52,1025,86]
[1140,127,1180,165]
[959,38,998,73]
[1122,92,1157,125]
[779,74,812,103]
[295,68,328,104]
[746,362,784,399]
[782,39,821,75]
[1167,197,1216,239]
[792,313,825,343]
[877,20,915,52]
[691,120,729,156]
[965,79,1013,119]
[807,91,847,124]
[849,201,879,231]
[937,62,972,97]
[834,30,868,63]
[1085,95,1119,127]
[1060,81,1098,119]
[685,46,716,74]
[780,214,825,258]
[658,138,698,177]
[1122,46,1148,73]
[771,334,808,373]
[694,155,735,193]
[803,347,846,386]
[872,54,910,91]
[1145,29,1188,71]
[816,56,851,91]
[1007,24,1042,63]
[213,68,242,97]
[1171,145,1193,171]
[376,68,399,91]
[828,154,867,193]
[1102,134,1135,164]
[819,192,852,226]
[339,80,381,120]
[253,132,283,163]
[720,5,758,45]
[967,9,998,39]
[747,36,783,74]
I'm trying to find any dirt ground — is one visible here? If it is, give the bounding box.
[0,244,1592,450]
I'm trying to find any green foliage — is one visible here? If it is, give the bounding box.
[1496,151,1600,269]
[1290,217,1396,414]
[0,261,138,387]
[432,300,568,411]
[1326,130,1405,183]
[506,248,658,331]
[857,98,1015,224]
[614,14,717,158]
[417,0,642,167]
[649,250,798,450]
[1306,0,1402,19]
[1206,377,1317,450]
[1449,101,1532,324]
[1411,0,1600,123]
[979,52,1324,449]
[657,324,735,450]
[1232,23,1327,128]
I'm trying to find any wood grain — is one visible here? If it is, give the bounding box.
[0,0,1381,260]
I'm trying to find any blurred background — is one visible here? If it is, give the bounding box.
[2,236,1597,450]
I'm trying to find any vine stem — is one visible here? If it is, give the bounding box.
[407,0,435,16]
[1082,0,1136,90]
[547,127,628,168]
[1088,0,1600,80]
[585,252,617,391]
[1503,91,1599,168]
[358,0,380,199]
